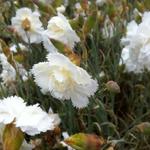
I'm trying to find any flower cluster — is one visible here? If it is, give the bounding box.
[11,7,80,52]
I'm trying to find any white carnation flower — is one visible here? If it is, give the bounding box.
[11,7,44,43]
[0,96,26,124]
[32,53,98,108]
[43,13,80,50]
[120,11,150,73]
[15,104,55,135]
[0,96,60,136]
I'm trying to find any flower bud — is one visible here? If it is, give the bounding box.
[135,122,150,135]
[106,80,120,93]
[64,133,105,150]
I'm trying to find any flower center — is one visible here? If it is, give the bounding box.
[22,18,31,31]
[52,68,75,92]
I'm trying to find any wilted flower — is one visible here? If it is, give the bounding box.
[43,13,80,49]
[120,12,150,73]
[0,96,60,136]
[11,7,44,43]
[32,53,98,108]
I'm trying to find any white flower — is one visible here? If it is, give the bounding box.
[0,96,26,124]
[56,5,66,13]
[32,53,98,108]
[43,13,80,49]
[11,7,44,43]
[15,104,55,135]
[0,96,60,136]
[120,12,150,73]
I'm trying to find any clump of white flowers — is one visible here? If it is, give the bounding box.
[11,7,44,43]
[0,96,60,136]
[43,13,80,50]
[120,11,150,73]
[32,53,98,108]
